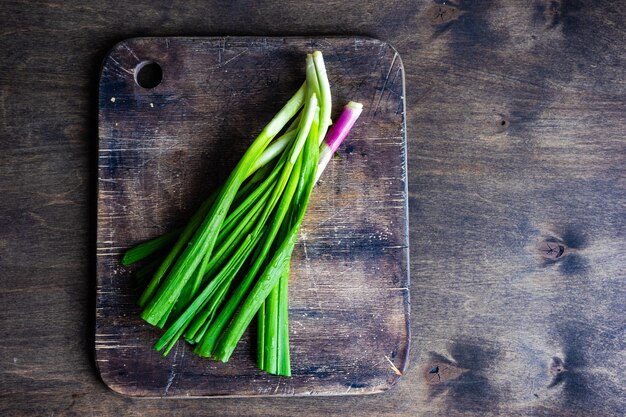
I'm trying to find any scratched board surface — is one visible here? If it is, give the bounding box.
[96,37,409,397]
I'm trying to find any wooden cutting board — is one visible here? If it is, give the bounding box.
[96,36,409,397]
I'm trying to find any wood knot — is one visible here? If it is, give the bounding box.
[549,357,566,375]
[494,115,510,133]
[422,360,466,385]
[428,4,461,25]
[536,238,566,261]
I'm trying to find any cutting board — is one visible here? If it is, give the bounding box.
[96,36,409,397]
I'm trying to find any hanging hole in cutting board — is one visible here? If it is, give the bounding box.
[134,61,162,89]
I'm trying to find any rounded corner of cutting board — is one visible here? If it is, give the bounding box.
[94,357,138,398]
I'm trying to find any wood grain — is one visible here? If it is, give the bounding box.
[96,37,410,397]
[0,0,624,416]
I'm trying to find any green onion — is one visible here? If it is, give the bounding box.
[121,51,363,376]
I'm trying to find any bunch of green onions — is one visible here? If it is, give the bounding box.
[121,51,363,376]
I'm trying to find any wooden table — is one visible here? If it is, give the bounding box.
[1,1,623,416]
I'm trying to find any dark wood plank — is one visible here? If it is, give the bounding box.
[96,37,409,397]
[0,0,624,416]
